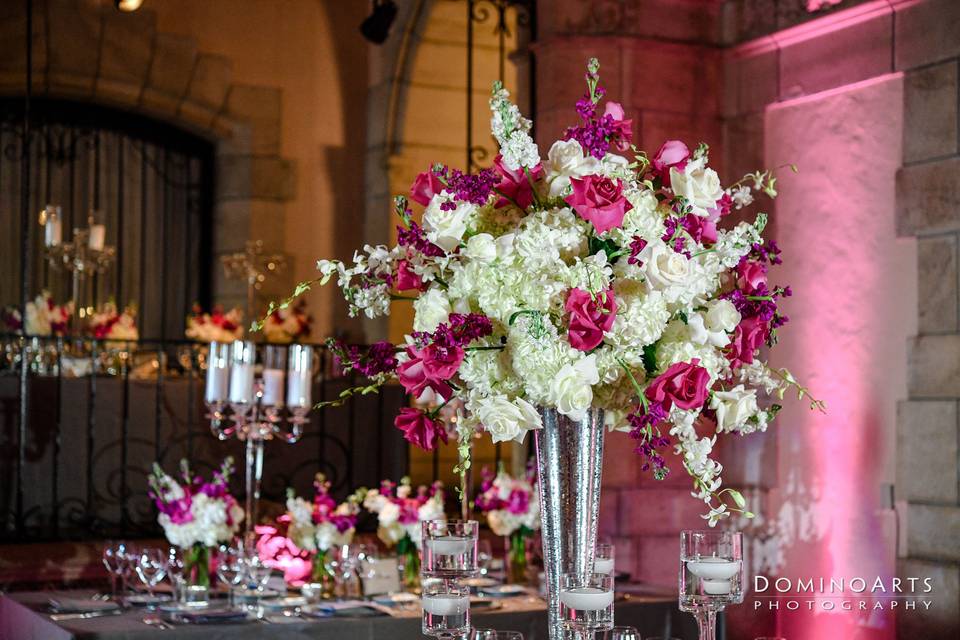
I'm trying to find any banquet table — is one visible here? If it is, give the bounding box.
[0,589,700,640]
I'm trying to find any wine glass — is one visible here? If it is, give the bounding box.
[601,627,641,640]
[135,549,168,597]
[476,539,493,578]
[331,544,363,599]
[558,573,614,634]
[473,630,524,639]
[679,530,744,640]
[242,551,273,592]
[165,548,186,602]
[216,545,245,606]
[102,541,128,600]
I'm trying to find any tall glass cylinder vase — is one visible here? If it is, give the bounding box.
[534,406,605,640]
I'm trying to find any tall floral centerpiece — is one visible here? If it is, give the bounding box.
[88,302,139,342]
[2,291,73,336]
[262,299,312,343]
[284,474,360,597]
[362,478,445,591]
[148,458,244,592]
[475,467,540,584]
[257,58,820,637]
[185,304,244,343]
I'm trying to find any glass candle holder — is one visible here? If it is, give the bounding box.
[286,344,313,408]
[261,345,286,408]
[558,573,614,633]
[422,579,471,638]
[204,342,232,404]
[228,340,256,405]
[679,530,744,640]
[595,543,615,576]
[422,520,479,579]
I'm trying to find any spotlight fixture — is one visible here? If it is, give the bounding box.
[360,0,397,45]
[115,0,144,12]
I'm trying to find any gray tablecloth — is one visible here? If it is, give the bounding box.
[0,590,698,640]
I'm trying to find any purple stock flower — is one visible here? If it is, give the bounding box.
[439,167,500,209]
[627,237,648,266]
[397,222,445,258]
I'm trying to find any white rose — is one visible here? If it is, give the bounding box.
[423,192,476,251]
[640,243,691,302]
[704,299,740,333]
[687,312,729,348]
[544,139,601,197]
[669,160,724,214]
[477,395,543,444]
[548,354,599,421]
[413,288,451,333]
[378,501,401,527]
[710,385,759,433]
[464,233,497,263]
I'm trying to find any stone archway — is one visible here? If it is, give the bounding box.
[0,0,297,310]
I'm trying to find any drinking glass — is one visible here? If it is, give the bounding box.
[679,530,744,640]
[134,549,168,597]
[559,573,614,634]
[422,520,479,579]
[473,630,524,640]
[242,551,273,591]
[600,627,641,640]
[217,545,245,606]
[331,544,364,599]
[476,539,493,577]
[422,579,471,638]
[165,548,186,602]
[102,541,128,599]
[595,543,615,575]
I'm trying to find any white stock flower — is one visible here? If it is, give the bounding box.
[710,385,759,433]
[413,287,451,333]
[548,354,599,421]
[543,139,601,197]
[669,158,724,214]
[476,395,542,444]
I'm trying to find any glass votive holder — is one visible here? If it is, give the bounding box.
[679,529,744,611]
[559,573,614,633]
[422,579,471,638]
[595,543,615,575]
[300,582,325,603]
[182,584,209,607]
[422,520,479,579]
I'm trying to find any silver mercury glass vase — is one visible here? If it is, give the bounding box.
[534,406,606,640]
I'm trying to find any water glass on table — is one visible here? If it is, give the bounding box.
[679,530,744,640]
[422,520,479,579]
[599,627,641,640]
[134,549,168,597]
[242,553,273,592]
[216,545,245,607]
[102,541,129,600]
[422,579,471,638]
[558,572,615,634]
[472,630,524,639]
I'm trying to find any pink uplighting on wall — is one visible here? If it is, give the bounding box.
[766,73,912,640]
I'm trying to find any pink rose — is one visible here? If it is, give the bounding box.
[394,407,448,451]
[652,140,690,186]
[410,170,443,206]
[645,359,710,411]
[397,343,465,399]
[506,488,530,515]
[395,260,424,292]
[493,154,544,209]
[565,287,617,351]
[681,214,717,245]
[737,261,767,293]
[728,317,768,370]
[603,102,633,152]
[564,175,633,234]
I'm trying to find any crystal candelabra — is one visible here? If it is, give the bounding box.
[40,205,115,332]
[204,340,314,536]
[220,240,287,322]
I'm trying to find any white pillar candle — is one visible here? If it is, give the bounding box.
[286,369,311,408]
[594,557,614,575]
[204,364,229,403]
[421,593,469,616]
[261,368,285,406]
[559,587,614,611]
[228,363,254,404]
[88,224,106,251]
[45,218,62,247]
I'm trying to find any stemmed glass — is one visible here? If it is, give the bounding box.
[216,545,245,607]
[165,548,186,602]
[242,552,273,592]
[679,530,744,640]
[135,549,168,598]
[476,539,493,578]
[102,541,128,600]
[601,627,640,640]
[330,544,364,599]
[473,631,524,639]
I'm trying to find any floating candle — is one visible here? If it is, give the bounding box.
[685,557,740,581]
[559,587,614,611]
[421,593,469,616]
[428,536,471,556]
[702,579,731,595]
[594,557,614,575]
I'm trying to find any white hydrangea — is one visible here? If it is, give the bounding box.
[607,288,670,350]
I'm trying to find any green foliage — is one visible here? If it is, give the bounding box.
[642,343,658,377]
[588,235,622,264]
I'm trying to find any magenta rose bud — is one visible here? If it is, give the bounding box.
[493,154,544,209]
[565,287,617,351]
[728,317,769,370]
[397,343,465,400]
[652,140,690,186]
[564,175,632,234]
[395,260,425,292]
[603,102,634,152]
[736,260,767,293]
[644,359,711,411]
[394,407,448,451]
[410,170,443,206]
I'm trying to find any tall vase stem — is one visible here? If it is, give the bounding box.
[694,608,717,640]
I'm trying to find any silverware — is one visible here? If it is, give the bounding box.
[50,609,123,621]
[143,615,173,630]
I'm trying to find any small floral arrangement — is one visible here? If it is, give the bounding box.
[87,301,139,341]
[2,291,73,336]
[148,458,244,550]
[184,304,244,343]
[474,466,540,538]
[258,58,823,526]
[262,299,311,343]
